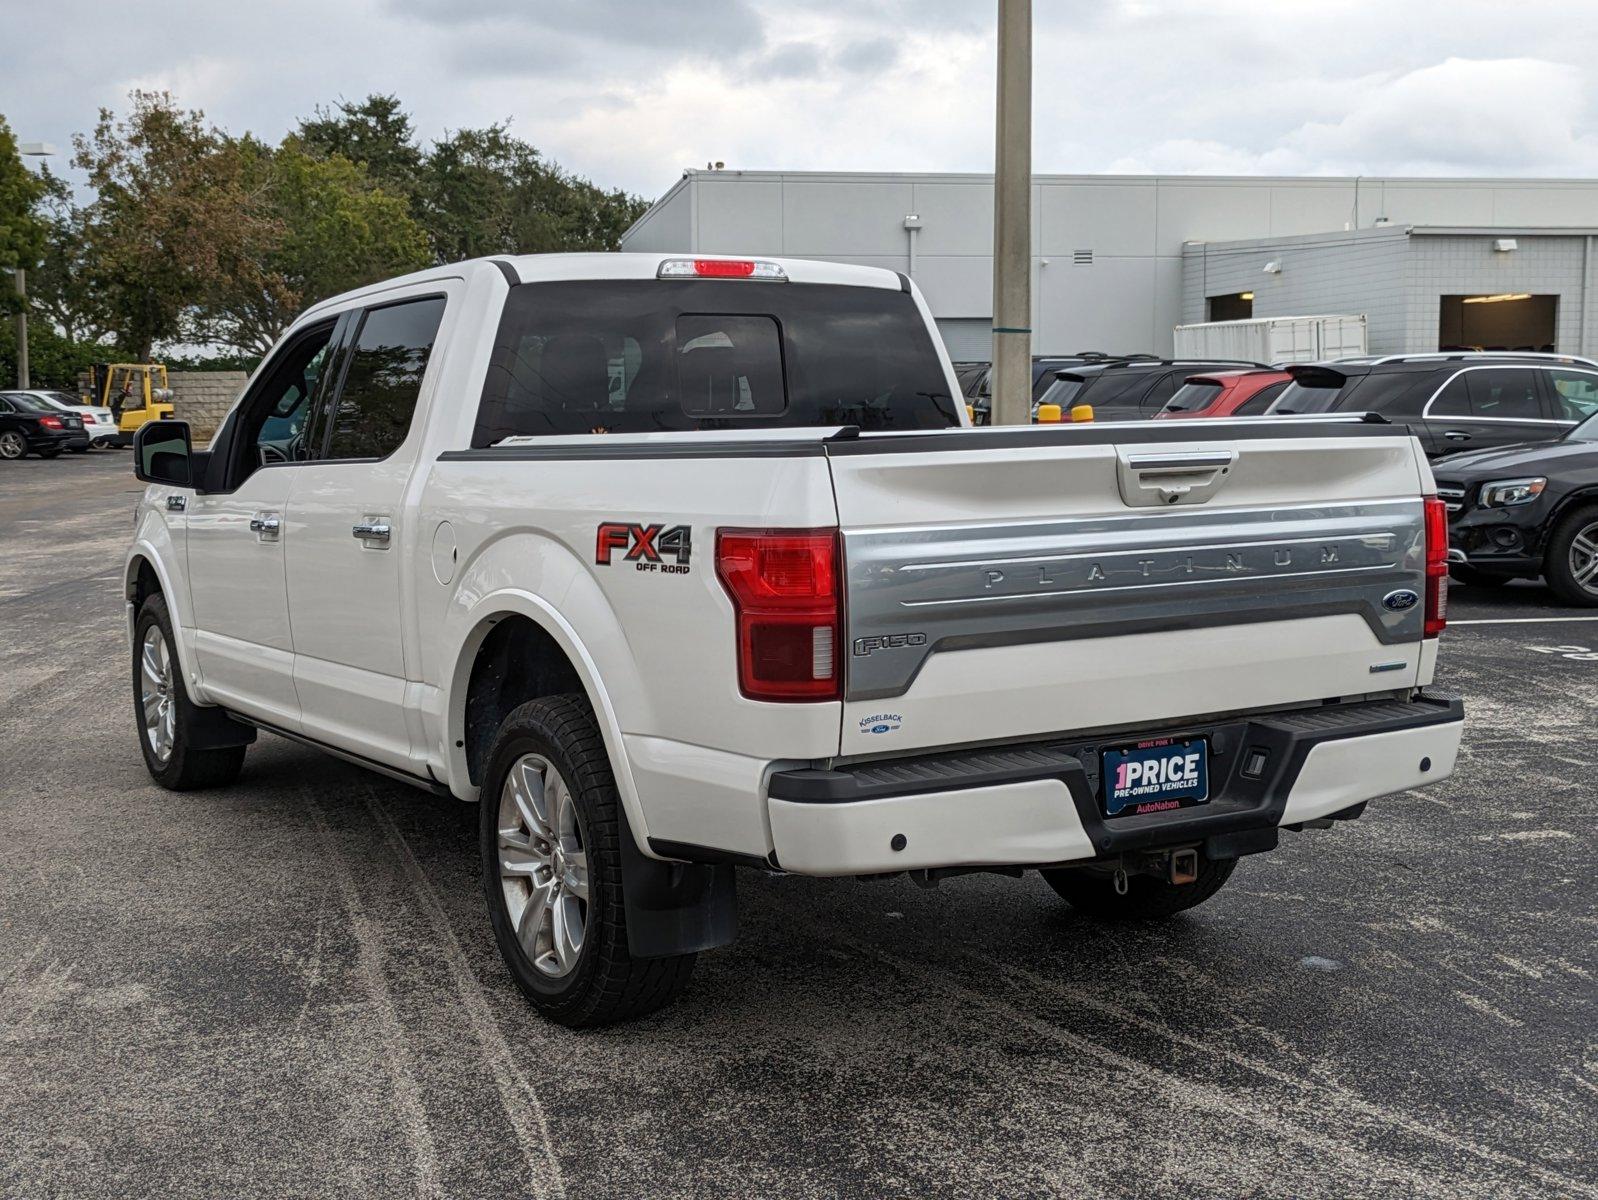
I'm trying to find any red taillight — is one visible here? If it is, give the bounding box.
[39,415,62,430]
[1424,495,1448,638]
[694,258,755,277]
[716,529,841,701]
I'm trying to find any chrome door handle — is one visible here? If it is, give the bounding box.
[1443,430,1472,441]
[352,521,391,542]
[249,512,281,540]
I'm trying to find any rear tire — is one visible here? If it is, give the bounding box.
[481,694,695,1028]
[1449,565,1513,589]
[0,431,24,459]
[133,593,247,790]
[1041,853,1237,921]
[1545,504,1598,607]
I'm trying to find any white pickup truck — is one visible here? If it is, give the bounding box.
[127,253,1464,1027]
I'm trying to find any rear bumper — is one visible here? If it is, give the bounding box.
[765,695,1464,876]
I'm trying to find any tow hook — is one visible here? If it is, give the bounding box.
[1169,848,1199,886]
[1112,867,1129,895]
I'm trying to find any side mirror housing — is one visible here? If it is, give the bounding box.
[133,419,194,487]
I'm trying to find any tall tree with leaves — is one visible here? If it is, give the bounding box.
[0,115,48,316]
[196,137,432,354]
[28,169,111,343]
[296,94,423,199]
[73,91,270,360]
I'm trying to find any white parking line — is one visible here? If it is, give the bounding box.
[1452,616,1598,625]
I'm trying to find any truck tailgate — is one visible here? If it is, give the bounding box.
[829,423,1431,756]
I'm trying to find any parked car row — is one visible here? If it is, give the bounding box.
[955,350,1598,605]
[0,390,122,459]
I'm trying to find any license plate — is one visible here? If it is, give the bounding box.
[1101,737,1210,818]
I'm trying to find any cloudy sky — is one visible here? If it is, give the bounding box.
[4,0,1598,200]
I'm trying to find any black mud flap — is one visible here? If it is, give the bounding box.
[618,818,737,959]
[186,703,258,750]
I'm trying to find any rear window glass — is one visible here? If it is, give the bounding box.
[473,281,959,443]
[1270,380,1344,414]
[1164,381,1222,413]
[1076,372,1152,412]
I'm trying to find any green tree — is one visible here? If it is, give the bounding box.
[420,122,646,262]
[296,94,423,199]
[297,95,647,264]
[28,169,110,343]
[0,114,48,316]
[196,137,432,354]
[72,91,270,360]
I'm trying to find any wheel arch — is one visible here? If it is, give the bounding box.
[124,534,202,696]
[444,590,653,850]
[1543,486,1598,549]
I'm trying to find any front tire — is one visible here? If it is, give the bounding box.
[1545,504,1598,607]
[1041,853,1237,921]
[133,593,247,790]
[481,695,694,1028]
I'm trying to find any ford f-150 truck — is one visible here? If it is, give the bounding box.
[126,253,1464,1027]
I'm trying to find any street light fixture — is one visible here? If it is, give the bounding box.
[11,141,55,389]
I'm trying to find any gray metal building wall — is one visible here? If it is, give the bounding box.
[1180,228,1598,355]
[1180,228,1410,353]
[1405,234,1593,354]
[622,170,1598,356]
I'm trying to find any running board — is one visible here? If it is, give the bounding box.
[228,714,452,797]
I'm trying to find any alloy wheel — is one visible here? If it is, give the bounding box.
[139,624,176,762]
[1570,521,1598,596]
[0,431,25,459]
[497,753,590,978]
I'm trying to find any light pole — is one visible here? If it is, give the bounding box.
[990,0,1032,426]
[12,141,56,389]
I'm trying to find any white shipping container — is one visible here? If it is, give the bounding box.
[1173,315,1367,365]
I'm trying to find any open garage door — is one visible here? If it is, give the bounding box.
[936,319,992,362]
[1440,294,1558,352]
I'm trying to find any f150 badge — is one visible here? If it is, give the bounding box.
[596,522,693,574]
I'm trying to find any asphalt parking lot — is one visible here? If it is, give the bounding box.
[2,450,1595,1200]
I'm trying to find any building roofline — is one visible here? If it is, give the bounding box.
[665,167,1598,189]
[620,171,693,245]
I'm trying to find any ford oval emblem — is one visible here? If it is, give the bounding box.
[1382,588,1420,613]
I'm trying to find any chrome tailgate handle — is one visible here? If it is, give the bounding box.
[1116,447,1237,507]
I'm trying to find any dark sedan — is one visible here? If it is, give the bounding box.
[0,392,91,459]
[1434,411,1598,604]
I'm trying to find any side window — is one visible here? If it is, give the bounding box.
[230,321,339,485]
[1545,369,1598,422]
[1466,369,1541,419]
[324,297,447,461]
[676,315,786,417]
[1430,374,1471,417]
[1141,373,1179,411]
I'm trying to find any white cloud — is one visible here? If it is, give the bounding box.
[4,1,1598,200]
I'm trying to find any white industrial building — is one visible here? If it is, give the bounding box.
[621,170,1598,359]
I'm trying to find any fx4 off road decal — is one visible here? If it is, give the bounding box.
[595,522,693,574]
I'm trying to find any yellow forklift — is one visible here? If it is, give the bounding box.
[88,363,175,446]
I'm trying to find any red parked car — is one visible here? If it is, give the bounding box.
[1154,369,1293,419]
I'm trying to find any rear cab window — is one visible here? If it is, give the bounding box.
[472,280,959,444]
[1164,381,1223,413]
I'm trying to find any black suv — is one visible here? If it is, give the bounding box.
[1268,353,1598,458]
[1432,405,1598,604]
[1034,358,1265,421]
[965,353,1163,422]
